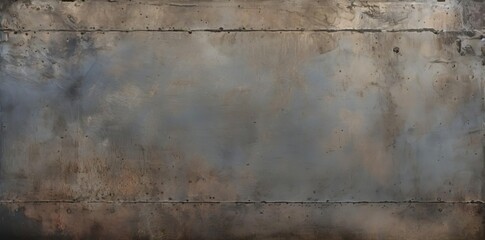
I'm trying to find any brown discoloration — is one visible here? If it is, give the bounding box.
[0,202,483,239]
[0,0,466,32]
[461,0,485,30]
[1,0,484,239]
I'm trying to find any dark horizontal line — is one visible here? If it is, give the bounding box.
[0,28,480,35]
[0,200,483,204]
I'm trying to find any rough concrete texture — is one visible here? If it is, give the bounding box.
[0,0,484,239]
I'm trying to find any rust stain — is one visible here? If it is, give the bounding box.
[0,0,484,239]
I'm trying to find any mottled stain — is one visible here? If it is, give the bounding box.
[0,0,484,239]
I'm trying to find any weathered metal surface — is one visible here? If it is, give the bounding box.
[0,202,483,239]
[0,0,469,31]
[0,0,484,239]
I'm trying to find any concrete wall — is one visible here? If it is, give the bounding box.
[0,0,484,239]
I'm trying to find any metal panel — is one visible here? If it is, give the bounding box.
[0,0,484,239]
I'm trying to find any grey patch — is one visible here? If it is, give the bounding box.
[0,204,69,239]
[461,45,475,56]
[0,32,7,42]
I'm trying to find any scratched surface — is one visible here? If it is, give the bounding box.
[0,0,484,239]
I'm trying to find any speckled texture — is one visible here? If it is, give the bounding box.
[0,0,484,239]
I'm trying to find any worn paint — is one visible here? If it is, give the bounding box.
[0,0,484,239]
